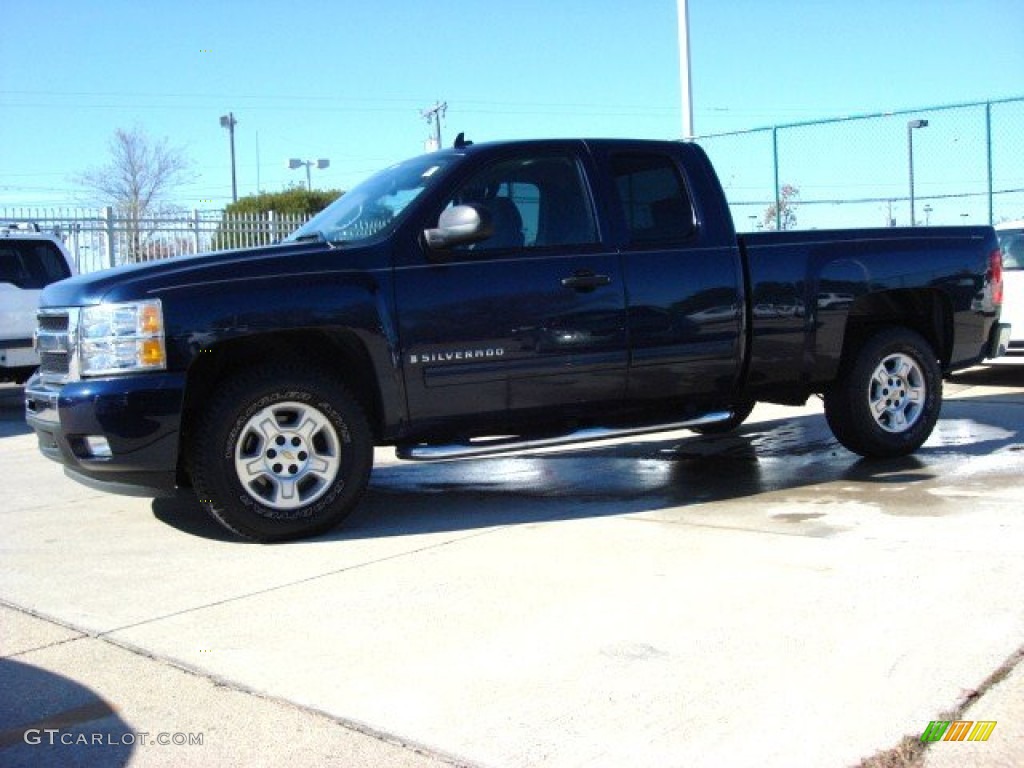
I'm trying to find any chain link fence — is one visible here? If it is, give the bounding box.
[6,97,1022,272]
[695,96,1024,232]
[0,207,310,274]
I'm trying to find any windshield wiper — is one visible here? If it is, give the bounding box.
[292,232,326,243]
[290,231,339,249]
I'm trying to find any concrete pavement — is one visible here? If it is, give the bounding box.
[1,606,455,768]
[1,361,1022,767]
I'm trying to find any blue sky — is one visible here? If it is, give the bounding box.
[1,0,1022,218]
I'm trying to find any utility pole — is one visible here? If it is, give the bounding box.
[421,102,447,151]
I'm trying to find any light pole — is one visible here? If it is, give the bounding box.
[907,119,928,226]
[288,158,330,190]
[677,0,693,139]
[220,113,238,203]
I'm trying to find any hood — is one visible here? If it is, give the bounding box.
[40,241,356,307]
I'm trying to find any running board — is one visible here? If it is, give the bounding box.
[395,410,733,461]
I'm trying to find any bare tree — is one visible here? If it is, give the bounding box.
[762,184,800,231]
[76,126,194,262]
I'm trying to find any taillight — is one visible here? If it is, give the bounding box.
[990,248,1003,306]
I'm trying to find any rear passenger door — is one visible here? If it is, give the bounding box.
[394,146,628,428]
[594,147,744,403]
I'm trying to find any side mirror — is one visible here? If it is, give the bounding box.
[423,204,493,250]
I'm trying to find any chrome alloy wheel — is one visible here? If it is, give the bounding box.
[233,401,341,510]
[868,353,926,433]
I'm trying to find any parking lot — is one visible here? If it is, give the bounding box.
[2,362,1023,768]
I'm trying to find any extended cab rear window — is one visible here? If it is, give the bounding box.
[0,240,72,289]
[610,152,696,246]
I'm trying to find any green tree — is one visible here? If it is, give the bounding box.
[225,187,343,217]
[213,186,343,250]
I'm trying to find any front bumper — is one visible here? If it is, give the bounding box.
[24,370,187,496]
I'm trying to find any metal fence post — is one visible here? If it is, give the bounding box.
[985,102,993,226]
[103,206,116,268]
[192,209,201,254]
[772,127,781,230]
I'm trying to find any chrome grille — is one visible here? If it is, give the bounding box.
[37,314,69,332]
[40,351,70,374]
[35,308,79,384]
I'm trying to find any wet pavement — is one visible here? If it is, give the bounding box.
[1,360,1022,767]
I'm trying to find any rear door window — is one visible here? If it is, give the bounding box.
[609,152,696,246]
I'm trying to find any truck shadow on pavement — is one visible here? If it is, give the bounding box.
[152,390,1022,543]
[0,659,133,766]
[948,358,1024,386]
[0,385,30,438]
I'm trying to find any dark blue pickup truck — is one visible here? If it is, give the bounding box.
[25,138,1010,540]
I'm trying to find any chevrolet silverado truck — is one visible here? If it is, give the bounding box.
[25,138,1010,541]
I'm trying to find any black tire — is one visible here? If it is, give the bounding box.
[190,366,373,542]
[691,400,756,435]
[823,327,942,458]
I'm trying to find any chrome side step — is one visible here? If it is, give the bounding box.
[395,410,733,461]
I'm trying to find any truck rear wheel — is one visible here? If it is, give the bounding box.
[824,327,942,458]
[190,366,373,542]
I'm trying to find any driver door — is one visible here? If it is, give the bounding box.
[394,147,628,430]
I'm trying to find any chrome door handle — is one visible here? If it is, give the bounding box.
[561,272,611,291]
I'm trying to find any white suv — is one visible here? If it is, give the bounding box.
[996,221,1024,354]
[0,224,76,382]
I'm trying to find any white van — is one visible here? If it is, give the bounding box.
[996,220,1024,353]
[0,224,76,382]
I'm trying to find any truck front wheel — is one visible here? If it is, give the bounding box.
[190,366,373,542]
[824,327,942,458]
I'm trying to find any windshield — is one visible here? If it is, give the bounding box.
[287,153,456,245]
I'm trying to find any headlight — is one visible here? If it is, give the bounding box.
[79,300,167,376]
